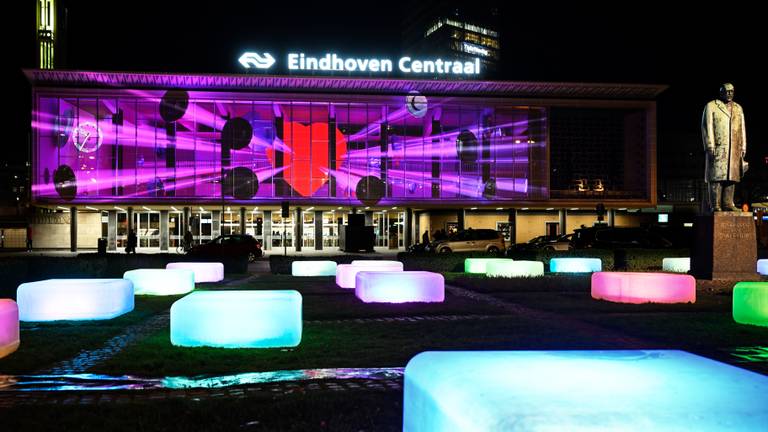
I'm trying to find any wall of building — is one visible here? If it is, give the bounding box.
[31,212,101,249]
[0,228,27,248]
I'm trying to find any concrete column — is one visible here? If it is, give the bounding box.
[263,210,272,250]
[212,210,221,237]
[508,209,517,245]
[160,210,169,251]
[558,209,567,235]
[127,206,134,234]
[457,209,466,231]
[70,207,77,252]
[239,207,246,235]
[294,207,303,252]
[315,210,323,250]
[183,207,190,236]
[608,209,616,227]
[107,210,117,251]
[405,208,413,247]
[364,211,373,226]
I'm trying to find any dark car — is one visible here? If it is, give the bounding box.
[188,234,263,262]
[571,227,673,249]
[508,234,573,254]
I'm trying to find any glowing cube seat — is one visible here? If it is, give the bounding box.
[549,258,602,273]
[464,258,513,274]
[291,260,337,276]
[733,282,768,327]
[486,260,544,278]
[758,259,768,275]
[355,271,444,303]
[123,269,195,296]
[17,279,134,321]
[0,299,20,358]
[166,262,224,283]
[403,350,768,431]
[336,260,404,288]
[170,290,302,348]
[591,272,696,304]
[662,257,690,273]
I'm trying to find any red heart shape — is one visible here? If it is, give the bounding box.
[266,122,347,197]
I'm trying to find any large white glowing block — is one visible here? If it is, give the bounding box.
[464,258,513,274]
[166,262,224,283]
[403,350,768,432]
[170,290,302,348]
[0,299,19,358]
[486,260,544,278]
[17,279,134,321]
[123,269,195,296]
[355,271,444,303]
[591,272,696,304]
[336,261,404,288]
[549,258,602,273]
[733,282,768,327]
[758,259,768,276]
[662,257,691,273]
[291,260,337,276]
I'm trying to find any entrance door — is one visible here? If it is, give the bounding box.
[134,212,160,250]
[545,221,559,238]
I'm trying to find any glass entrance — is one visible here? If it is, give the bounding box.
[373,211,405,249]
[134,212,160,249]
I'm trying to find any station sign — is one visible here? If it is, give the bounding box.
[239,51,481,76]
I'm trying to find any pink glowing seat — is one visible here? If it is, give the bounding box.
[336,261,404,289]
[591,272,696,304]
[0,299,20,359]
[355,271,444,303]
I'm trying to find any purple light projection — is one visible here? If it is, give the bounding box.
[32,84,547,205]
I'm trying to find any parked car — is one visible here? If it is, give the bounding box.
[570,227,673,249]
[188,234,263,262]
[507,233,573,254]
[428,229,505,254]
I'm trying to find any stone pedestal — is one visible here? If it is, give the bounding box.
[690,213,758,280]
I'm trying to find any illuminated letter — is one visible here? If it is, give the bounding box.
[381,59,393,72]
[288,53,299,69]
[318,54,331,70]
[399,57,412,73]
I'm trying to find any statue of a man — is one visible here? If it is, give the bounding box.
[701,83,747,212]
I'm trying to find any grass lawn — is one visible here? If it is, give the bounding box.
[451,274,768,373]
[93,308,643,376]
[0,296,178,374]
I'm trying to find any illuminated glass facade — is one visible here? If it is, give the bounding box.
[32,83,548,207]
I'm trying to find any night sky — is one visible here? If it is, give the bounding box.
[6,2,766,182]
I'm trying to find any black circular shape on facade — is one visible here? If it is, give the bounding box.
[456,129,478,162]
[53,164,77,200]
[223,167,258,200]
[221,117,253,150]
[356,175,385,206]
[159,90,189,123]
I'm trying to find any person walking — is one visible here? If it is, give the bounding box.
[126,229,137,254]
[26,226,33,252]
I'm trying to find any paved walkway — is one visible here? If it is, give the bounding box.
[41,312,171,375]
